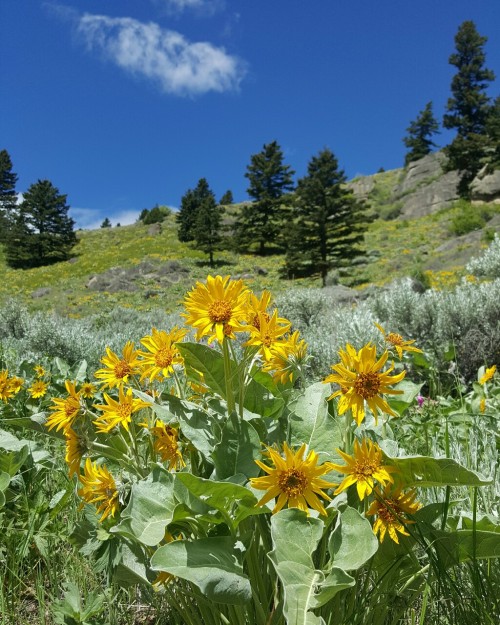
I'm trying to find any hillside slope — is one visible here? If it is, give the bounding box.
[2,154,499,316]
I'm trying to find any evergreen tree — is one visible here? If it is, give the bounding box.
[101,217,112,228]
[443,21,495,196]
[0,149,18,243]
[285,149,368,287]
[403,102,440,165]
[192,185,224,266]
[485,96,500,170]
[235,141,294,254]
[176,178,212,243]
[5,179,77,269]
[219,190,234,205]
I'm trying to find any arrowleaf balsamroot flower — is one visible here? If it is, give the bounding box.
[244,309,291,360]
[375,323,423,359]
[0,370,22,402]
[46,380,82,433]
[182,275,249,344]
[367,484,421,544]
[479,364,496,385]
[64,428,86,478]
[94,341,143,389]
[28,379,48,399]
[261,330,308,385]
[80,382,97,399]
[323,343,405,426]
[250,443,335,516]
[329,437,396,501]
[78,458,119,522]
[93,386,150,433]
[139,326,187,382]
[148,420,185,470]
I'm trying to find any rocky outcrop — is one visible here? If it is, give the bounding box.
[349,151,500,219]
[470,169,500,203]
[86,260,190,293]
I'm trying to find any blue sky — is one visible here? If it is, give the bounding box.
[1,1,499,230]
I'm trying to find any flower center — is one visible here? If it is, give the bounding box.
[355,459,378,478]
[386,332,404,346]
[64,399,79,419]
[118,400,133,419]
[114,359,132,379]
[155,348,174,368]
[378,505,396,524]
[208,300,233,324]
[354,372,381,399]
[278,468,308,497]
[252,311,270,330]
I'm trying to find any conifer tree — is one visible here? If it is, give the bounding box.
[285,149,368,287]
[403,102,440,166]
[5,179,77,269]
[192,185,224,266]
[236,141,294,254]
[101,217,112,228]
[0,149,18,243]
[176,178,212,243]
[219,190,233,206]
[443,21,495,196]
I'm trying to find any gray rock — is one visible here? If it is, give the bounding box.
[148,223,162,236]
[470,169,500,203]
[395,152,446,195]
[31,287,51,298]
[397,170,460,219]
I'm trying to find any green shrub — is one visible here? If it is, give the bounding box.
[449,200,486,235]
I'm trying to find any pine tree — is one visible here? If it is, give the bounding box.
[176,178,213,243]
[285,149,368,287]
[0,149,18,243]
[485,96,500,170]
[101,217,112,228]
[219,190,233,206]
[192,186,224,266]
[235,141,294,254]
[443,21,495,196]
[5,179,77,269]
[403,102,440,166]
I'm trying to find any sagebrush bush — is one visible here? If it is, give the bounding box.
[466,232,500,278]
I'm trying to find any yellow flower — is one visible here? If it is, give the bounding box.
[250,443,335,516]
[329,438,396,501]
[46,380,82,433]
[244,309,291,360]
[479,365,496,385]
[64,428,86,477]
[323,343,405,426]
[28,379,49,399]
[149,420,185,470]
[0,370,15,402]
[78,458,119,522]
[94,341,143,389]
[246,290,273,328]
[80,382,97,399]
[139,326,187,382]
[367,484,421,544]
[182,275,249,344]
[261,330,308,384]
[479,397,486,413]
[375,323,423,359]
[93,386,150,433]
[10,376,24,394]
[34,364,47,378]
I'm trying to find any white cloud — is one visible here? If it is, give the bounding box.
[77,14,245,96]
[70,207,141,230]
[154,0,223,14]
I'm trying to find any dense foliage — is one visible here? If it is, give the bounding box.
[403,102,440,165]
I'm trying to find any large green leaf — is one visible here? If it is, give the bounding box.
[175,472,261,528]
[387,380,423,415]
[426,528,500,568]
[177,342,227,398]
[386,454,491,487]
[150,536,251,605]
[308,568,355,609]
[133,390,220,459]
[0,470,10,508]
[114,540,150,587]
[329,505,378,571]
[269,509,327,625]
[288,383,342,458]
[111,469,176,546]
[0,445,28,477]
[212,413,261,480]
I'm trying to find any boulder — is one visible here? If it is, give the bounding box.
[470,169,500,203]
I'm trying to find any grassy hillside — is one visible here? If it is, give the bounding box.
[1,188,499,317]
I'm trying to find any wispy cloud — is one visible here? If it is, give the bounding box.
[154,0,223,15]
[70,207,141,230]
[77,14,245,96]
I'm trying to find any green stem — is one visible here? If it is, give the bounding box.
[222,337,235,416]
